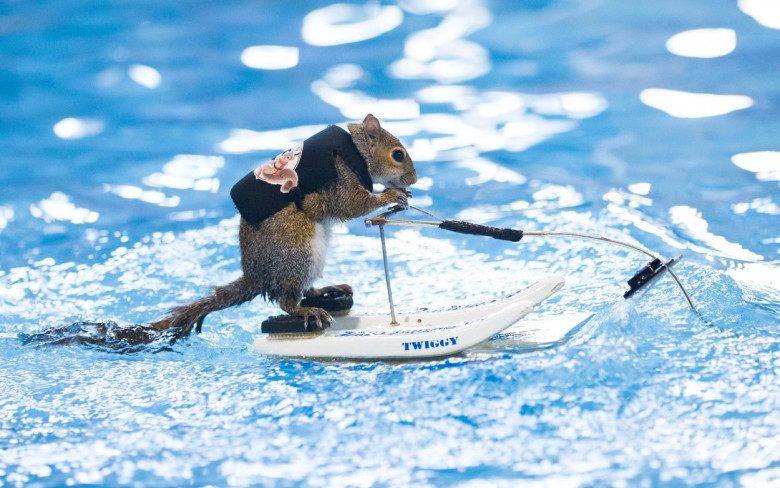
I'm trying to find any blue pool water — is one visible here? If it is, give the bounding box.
[1,0,779,486]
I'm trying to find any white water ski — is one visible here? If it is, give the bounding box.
[251,276,565,359]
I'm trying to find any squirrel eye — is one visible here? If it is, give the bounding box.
[392,149,405,162]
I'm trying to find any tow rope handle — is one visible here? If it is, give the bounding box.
[439,220,523,242]
[367,205,523,242]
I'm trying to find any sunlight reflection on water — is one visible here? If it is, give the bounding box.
[142,155,223,193]
[665,28,736,58]
[639,88,754,118]
[390,0,492,83]
[127,64,161,89]
[739,0,780,29]
[731,151,780,182]
[240,46,299,70]
[29,193,100,225]
[302,3,404,46]
[52,117,104,139]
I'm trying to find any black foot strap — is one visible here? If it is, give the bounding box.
[262,290,354,334]
[300,289,353,312]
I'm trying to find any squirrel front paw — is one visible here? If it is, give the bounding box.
[382,188,408,209]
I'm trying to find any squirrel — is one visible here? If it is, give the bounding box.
[148,114,417,339]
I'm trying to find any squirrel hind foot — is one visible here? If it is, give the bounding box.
[280,289,333,330]
[303,308,333,330]
[282,306,332,330]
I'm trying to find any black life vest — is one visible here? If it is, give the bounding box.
[230,125,373,226]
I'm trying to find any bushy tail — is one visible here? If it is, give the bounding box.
[149,276,257,341]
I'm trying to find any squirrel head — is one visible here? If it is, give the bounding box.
[348,114,417,189]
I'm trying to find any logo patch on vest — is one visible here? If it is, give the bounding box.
[254,143,304,193]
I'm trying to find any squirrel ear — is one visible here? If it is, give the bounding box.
[363,114,380,140]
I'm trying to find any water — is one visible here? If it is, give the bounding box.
[1,0,778,486]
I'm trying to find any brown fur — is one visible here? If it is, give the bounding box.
[149,114,417,339]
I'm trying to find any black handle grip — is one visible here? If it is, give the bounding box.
[439,220,523,242]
